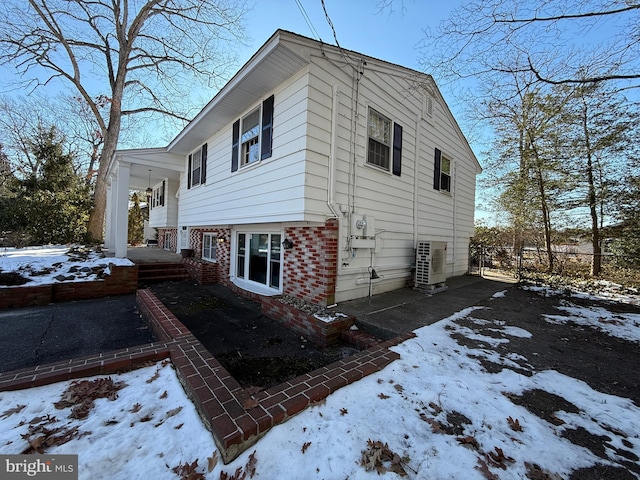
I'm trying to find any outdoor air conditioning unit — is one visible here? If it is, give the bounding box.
[415,241,448,292]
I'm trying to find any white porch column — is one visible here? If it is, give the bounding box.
[104,180,113,250]
[113,162,131,258]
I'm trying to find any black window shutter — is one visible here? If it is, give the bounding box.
[261,95,274,160]
[187,154,192,189]
[201,143,208,184]
[231,120,240,172]
[433,148,441,190]
[161,180,165,206]
[392,123,402,176]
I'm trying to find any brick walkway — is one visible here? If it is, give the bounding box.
[0,289,413,464]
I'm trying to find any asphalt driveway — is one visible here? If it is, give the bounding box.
[0,295,152,373]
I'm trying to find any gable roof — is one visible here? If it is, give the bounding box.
[113,29,480,188]
[167,30,479,171]
[168,30,310,155]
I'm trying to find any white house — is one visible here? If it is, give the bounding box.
[105,30,481,306]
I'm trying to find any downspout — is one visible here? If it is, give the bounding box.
[327,84,340,220]
[413,111,421,248]
[452,161,458,275]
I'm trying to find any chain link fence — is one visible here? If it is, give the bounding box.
[468,244,624,280]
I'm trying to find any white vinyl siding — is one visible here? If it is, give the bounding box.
[178,70,310,227]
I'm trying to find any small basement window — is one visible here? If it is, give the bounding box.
[202,233,217,262]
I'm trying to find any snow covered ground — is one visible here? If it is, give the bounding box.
[1,247,639,479]
[0,245,133,285]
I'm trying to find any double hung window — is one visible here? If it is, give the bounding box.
[241,109,260,166]
[202,233,217,262]
[231,95,274,172]
[433,148,452,193]
[366,107,403,176]
[187,143,207,188]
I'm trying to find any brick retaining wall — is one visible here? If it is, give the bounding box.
[0,264,138,309]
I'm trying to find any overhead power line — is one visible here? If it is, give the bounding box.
[294,0,321,41]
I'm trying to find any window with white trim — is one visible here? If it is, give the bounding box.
[433,148,452,193]
[231,95,274,172]
[187,143,207,189]
[191,148,202,186]
[241,108,260,166]
[366,107,403,176]
[151,181,165,209]
[235,232,281,290]
[367,108,391,170]
[202,233,217,262]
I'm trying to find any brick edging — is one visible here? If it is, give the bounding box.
[0,343,172,392]
[0,288,413,466]
[136,289,414,464]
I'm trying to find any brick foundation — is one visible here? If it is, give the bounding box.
[180,227,231,285]
[283,219,338,306]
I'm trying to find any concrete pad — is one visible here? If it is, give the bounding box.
[337,275,516,339]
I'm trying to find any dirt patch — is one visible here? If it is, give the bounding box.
[506,389,580,426]
[149,281,359,389]
[0,271,31,286]
[458,287,640,405]
[447,285,640,479]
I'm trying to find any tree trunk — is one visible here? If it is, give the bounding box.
[85,94,123,243]
[581,103,602,277]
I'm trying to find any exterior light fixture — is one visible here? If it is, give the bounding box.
[145,169,152,197]
[282,238,294,249]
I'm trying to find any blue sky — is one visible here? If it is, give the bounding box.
[238,0,454,72]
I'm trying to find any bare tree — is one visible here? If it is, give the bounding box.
[0,0,247,241]
[419,0,640,90]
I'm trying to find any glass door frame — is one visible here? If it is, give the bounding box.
[231,229,283,294]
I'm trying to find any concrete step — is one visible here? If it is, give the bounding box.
[137,263,189,284]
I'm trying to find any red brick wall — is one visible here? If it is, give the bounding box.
[181,221,338,307]
[183,228,231,285]
[260,296,354,347]
[158,228,178,251]
[283,219,338,306]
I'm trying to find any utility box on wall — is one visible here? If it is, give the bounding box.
[350,214,376,249]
